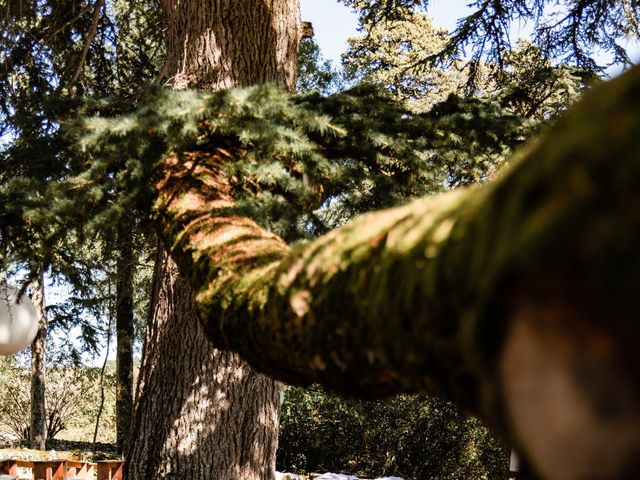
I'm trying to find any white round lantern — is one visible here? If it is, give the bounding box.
[0,283,39,355]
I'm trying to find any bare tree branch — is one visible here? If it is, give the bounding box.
[64,0,105,92]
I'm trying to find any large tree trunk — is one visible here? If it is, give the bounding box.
[29,272,46,450]
[158,0,298,91]
[115,224,135,453]
[152,67,640,480]
[128,248,280,479]
[126,1,300,479]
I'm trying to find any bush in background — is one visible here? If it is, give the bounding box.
[0,360,116,445]
[277,386,509,480]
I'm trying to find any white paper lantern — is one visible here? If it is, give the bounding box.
[0,283,39,355]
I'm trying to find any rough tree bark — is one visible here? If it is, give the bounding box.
[153,67,640,480]
[115,224,134,453]
[128,248,281,479]
[29,272,47,450]
[158,0,297,92]
[126,1,300,479]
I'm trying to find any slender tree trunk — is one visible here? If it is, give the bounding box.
[94,282,113,446]
[115,224,135,453]
[127,1,300,479]
[29,272,47,450]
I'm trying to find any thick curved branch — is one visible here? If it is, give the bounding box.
[154,66,640,478]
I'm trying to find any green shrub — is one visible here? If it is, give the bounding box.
[277,386,509,480]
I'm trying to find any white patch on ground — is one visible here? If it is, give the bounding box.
[275,471,403,480]
[314,475,360,480]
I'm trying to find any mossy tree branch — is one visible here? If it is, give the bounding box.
[154,66,640,444]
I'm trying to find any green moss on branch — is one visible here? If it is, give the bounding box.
[154,67,640,426]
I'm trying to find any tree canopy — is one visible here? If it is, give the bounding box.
[342,8,591,119]
[341,0,640,73]
[0,0,160,345]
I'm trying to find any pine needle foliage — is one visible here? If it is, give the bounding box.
[342,9,592,118]
[0,0,162,286]
[1,82,531,301]
[297,38,345,95]
[16,83,531,254]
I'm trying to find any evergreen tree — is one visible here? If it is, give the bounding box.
[298,38,344,94]
[491,39,593,120]
[341,0,640,74]
[29,273,47,450]
[343,8,462,112]
[0,0,161,452]
[343,9,591,118]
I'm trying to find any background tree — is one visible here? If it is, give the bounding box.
[491,39,593,120]
[297,37,344,94]
[0,0,162,453]
[343,8,462,112]
[114,224,135,452]
[0,362,115,443]
[343,9,591,118]
[341,0,640,74]
[278,387,508,479]
[29,273,47,450]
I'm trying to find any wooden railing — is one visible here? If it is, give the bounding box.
[0,458,123,480]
